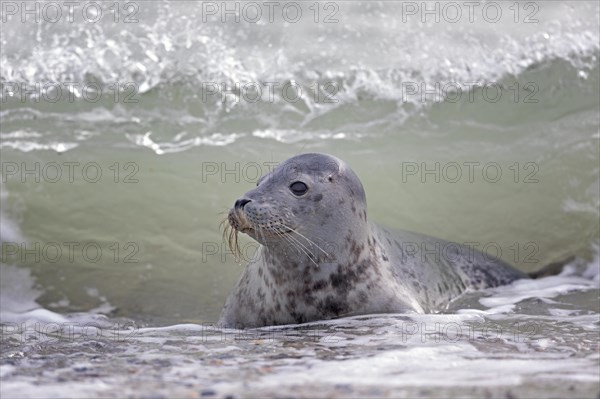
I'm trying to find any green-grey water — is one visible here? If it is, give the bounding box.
[1,1,599,398]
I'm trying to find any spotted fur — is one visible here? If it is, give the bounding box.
[218,153,526,328]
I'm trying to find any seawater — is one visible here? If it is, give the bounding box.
[1,1,599,398]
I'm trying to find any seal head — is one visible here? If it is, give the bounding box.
[227,153,368,265]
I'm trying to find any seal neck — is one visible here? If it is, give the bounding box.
[261,222,373,282]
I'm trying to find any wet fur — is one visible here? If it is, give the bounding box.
[219,153,527,328]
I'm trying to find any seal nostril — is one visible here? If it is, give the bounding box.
[234,198,251,210]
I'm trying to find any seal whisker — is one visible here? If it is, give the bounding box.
[259,223,319,267]
[277,228,326,268]
[257,224,267,248]
[270,223,323,268]
[271,226,321,268]
[219,217,230,249]
[274,222,330,258]
[260,222,312,262]
[272,225,309,254]
[220,215,242,262]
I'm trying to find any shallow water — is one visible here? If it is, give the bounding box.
[1,1,599,397]
[2,267,599,398]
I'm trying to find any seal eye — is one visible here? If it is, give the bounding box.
[289,181,308,196]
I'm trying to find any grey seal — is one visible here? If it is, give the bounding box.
[219,153,526,328]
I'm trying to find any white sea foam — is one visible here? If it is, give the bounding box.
[0,141,78,153]
[477,275,598,312]
[0,186,24,245]
[126,131,245,154]
[0,2,598,397]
